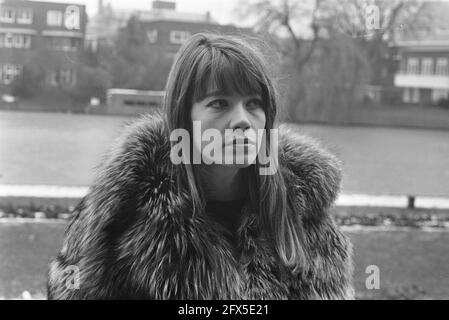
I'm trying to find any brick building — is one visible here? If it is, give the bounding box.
[86,0,252,115]
[136,18,251,60]
[87,0,251,55]
[0,0,87,89]
[136,1,251,59]
[388,2,449,106]
[393,35,449,105]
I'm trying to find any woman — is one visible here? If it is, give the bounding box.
[47,33,353,299]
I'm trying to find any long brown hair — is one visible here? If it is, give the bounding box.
[163,33,306,274]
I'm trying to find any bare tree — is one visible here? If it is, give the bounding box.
[235,0,434,123]
[236,0,325,73]
[329,0,428,84]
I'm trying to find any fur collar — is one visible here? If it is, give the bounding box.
[104,112,343,218]
[48,112,353,300]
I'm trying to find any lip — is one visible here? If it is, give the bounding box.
[230,143,254,148]
[224,138,256,147]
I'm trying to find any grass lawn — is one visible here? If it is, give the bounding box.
[0,222,65,299]
[350,229,449,299]
[0,221,448,299]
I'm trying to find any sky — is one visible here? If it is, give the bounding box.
[29,0,244,25]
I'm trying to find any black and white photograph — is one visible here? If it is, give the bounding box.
[0,0,448,301]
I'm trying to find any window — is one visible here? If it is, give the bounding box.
[403,88,410,103]
[17,8,33,24]
[4,33,13,48]
[48,71,58,87]
[62,38,72,51]
[47,10,63,26]
[24,35,31,48]
[13,34,24,48]
[403,88,420,103]
[71,38,79,50]
[48,68,77,87]
[431,89,449,102]
[1,64,22,84]
[3,65,15,84]
[60,68,76,85]
[146,30,158,44]
[0,7,15,23]
[0,34,32,49]
[421,58,433,75]
[406,58,419,75]
[436,58,449,76]
[170,30,191,44]
[46,37,79,51]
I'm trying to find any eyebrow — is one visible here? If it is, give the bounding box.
[201,90,228,100]
[201,90,262,100]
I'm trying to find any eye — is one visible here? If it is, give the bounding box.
[246,98,263,110]
[206,99,228,109]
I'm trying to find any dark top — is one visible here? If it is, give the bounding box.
[205,198,247,253]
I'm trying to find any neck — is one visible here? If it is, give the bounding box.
[196,165,247,202]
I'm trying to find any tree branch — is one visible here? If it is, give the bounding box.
[295,0,322,71]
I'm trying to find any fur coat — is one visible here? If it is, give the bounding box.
[47,113,354,300]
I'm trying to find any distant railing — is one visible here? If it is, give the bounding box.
[2,185,449,210]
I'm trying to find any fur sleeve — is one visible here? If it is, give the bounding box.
[278,124,354,299]
[47,113,171,299]
[290,214,355,300]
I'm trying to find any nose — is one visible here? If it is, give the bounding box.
[229,102,251,131]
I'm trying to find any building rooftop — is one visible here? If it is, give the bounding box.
[1,0,86,8]
[107,88,165,96]
[87,0,219,40]
[394,32,449,50]
[134,9,216,24]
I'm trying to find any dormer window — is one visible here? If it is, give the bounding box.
[170,30,191,44]
[17,8,33,24]
[47,10,63,26]
[0,7,15,23]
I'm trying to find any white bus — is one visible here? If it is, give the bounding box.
[106,88,165,115]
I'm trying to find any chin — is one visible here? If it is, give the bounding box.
[227,162,252,169]
[227,151,258,168]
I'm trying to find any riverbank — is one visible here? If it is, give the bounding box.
[292,103,449,131]
[1,199,448,229]
[2,101,449,130]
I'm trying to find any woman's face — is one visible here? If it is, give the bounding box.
[190,89,267,168]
